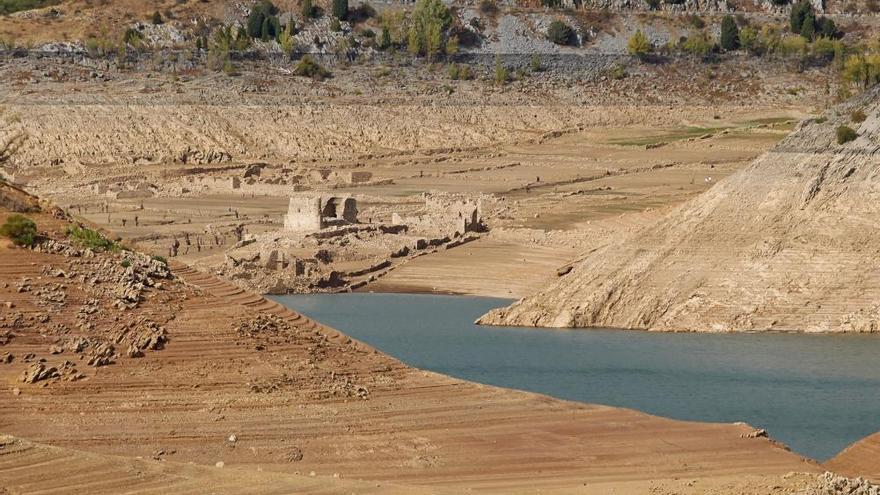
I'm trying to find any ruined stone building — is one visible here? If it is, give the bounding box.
[393,195,484,236]
[283,194,358,233]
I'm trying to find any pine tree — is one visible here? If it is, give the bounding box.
[800,13,816,41]
[332,0,348,20]
[720,15,739,51]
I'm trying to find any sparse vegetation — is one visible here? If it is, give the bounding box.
[67,225,122,252]
[0,0,59,15]
[679,31,714,57]
[547,20,575,46]
[851,110,867,123]
[530,54,542,72]
[0,214,37,247]
[836,125,857,144]
[293,55,331,80]
[478,0,498,15]
[627,30,651,58]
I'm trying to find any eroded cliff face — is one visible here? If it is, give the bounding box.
[480,86,880,332]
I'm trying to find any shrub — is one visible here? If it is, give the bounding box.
[627,29,651,57]
[151,10,163,25]
[329,17,342,31]
[530,53,542,72]
[494,57,508,85]
[811,36,841,62]
[332,0,348,20]
[686,14,705,29]
[547,20,575,46]
[680,31,713,57]
[120,260,131,268]
[152,255,168,265]
[0,0,59,15]
[478,0,498,15]
[779,34,807,57]
[841,55,880,88]
[851,109,867,123]
[278,23,296,55]
[458,64,473,80]
[738,26,760,54]
[67,225,122,252]
[607,63,626,79]
[122,28,144,47]
[0,214,37,247]
[645,0,660,9]
[293,55,331,80]
[447,63,459,79]
[720,15,739,51]
[445,35,459,55]
[836,125,857,144]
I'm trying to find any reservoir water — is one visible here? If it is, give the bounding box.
[271,292,880,461]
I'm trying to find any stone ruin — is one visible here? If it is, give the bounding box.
[283,194,358,233]
[393,194,484,237]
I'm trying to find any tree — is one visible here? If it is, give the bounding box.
[720,15,739,51]
[547,20,575,46]
[247,0,278,38]
[800,12,815,41]
[816,16,837,38]
[332,0,348,20]
[789,0,813,33]
[407,0,451,57]
[627,29,651,57]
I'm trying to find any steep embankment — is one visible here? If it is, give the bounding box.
[480,86,880,332]
[826,432,880,483]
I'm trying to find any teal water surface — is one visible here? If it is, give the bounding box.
[270,292,880,462]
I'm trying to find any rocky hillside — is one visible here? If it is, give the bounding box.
[479,85,880,332]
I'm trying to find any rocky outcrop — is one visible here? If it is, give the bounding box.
[480,86,880,332]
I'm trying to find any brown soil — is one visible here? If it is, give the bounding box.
[0,194,820,493]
